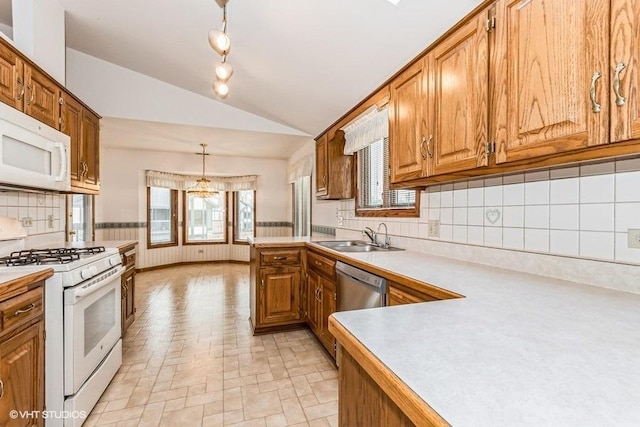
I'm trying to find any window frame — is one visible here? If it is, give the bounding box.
[146,187,179,249]
[232,190,256,245]
[182,191,229,245]
[354,140,420,218]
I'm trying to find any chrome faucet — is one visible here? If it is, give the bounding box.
[377,223,390,249]
[363,227,377,245]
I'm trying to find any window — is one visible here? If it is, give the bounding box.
[147,187,178,248]
[233,190,255,244]
[184,192,227,244]
[356,137,418,217]
[292,176,311,236]
[67,195,94,242]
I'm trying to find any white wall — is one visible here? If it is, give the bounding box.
[96,147,292,268]
[12,0,65,83]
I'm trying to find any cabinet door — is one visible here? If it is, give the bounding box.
[81,110,100,190]
[429,10,489,176]
[259,267,301,326]
[121,270,135,334]
[306,270,320,333]
[319,276,336,358]
[389,58,428,183]
[0,41,24,110]
[495,0,609,163]
[315,134,328,195]
[610,0,640,142]
[23,65,60,129]
[0,322,44,427]
[60,92,83,185]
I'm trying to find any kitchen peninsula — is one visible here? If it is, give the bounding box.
[250,237,640,427]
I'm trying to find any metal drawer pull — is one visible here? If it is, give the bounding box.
[14,303,36,317]
[314,261,322,267]
[0,379,3,399]
[590,71,602,113]
[273,256,286,261]
[613,62,627,106]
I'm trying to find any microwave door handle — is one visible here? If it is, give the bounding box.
[53,142,67,182]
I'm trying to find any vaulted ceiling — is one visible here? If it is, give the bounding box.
[1,0,483,157]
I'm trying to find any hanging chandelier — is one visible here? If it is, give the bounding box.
[210,0,233,99]
[186,144,219,198]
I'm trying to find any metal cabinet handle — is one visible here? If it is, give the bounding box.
[419,136,427,160]
[314,261,322,267]
[261,279,265,293]
[426,135,434,158]
[613,62,627,107]
[14,303,36,317]
[16,77,24,100]
[273,256,286,261]
[0,379,3,399]
[590,71,602,113]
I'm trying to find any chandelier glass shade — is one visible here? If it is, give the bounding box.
[210,2,233,98]
[215,56,233,81]
[186,144,219,198]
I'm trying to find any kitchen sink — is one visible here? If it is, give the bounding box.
[314,240,404,252]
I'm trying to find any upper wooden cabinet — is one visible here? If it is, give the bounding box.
[389,59,428,183]
[428,9,489,175]
[610,0,640,143]
[61,91,101,193]
[315,129,354,200]
[494,0,609,164]
[0,41,23,110]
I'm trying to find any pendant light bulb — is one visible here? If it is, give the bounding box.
[215,59,233,81]
[208,29,230,55]
[213,80,229,98]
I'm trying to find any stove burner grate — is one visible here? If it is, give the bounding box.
[0,246,106,266]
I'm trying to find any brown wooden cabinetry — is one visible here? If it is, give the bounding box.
[250,246,306,334]
[120,245,137,335]
[0,40,24,110]
[494,0,609,163]
[315,129,354,200]
[387,282,437,306]
[61,92,101,193]
[306,249,337,358]
[389,59,429,183]
[0,273,47,427]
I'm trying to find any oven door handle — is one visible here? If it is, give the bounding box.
[72,266,125,302]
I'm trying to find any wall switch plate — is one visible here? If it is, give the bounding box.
[628,229,640,249]
[428,220,440,238]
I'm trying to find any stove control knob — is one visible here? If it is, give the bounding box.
[81,268,93,279]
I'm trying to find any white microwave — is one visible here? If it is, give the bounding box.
[0,102,71,192]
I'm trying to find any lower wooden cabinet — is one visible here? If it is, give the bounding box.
[250,246,306,334]
[120,245,137,335]
[307,250,337,358]
[0,276,46,427]
[306,270,321,332]
[259,267,302,325]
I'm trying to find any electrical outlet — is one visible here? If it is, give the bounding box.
[428,220,440,238]
[628,229,640,249]
[21,217,33,227]
[47,215,54,229]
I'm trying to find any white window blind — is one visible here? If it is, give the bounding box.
[357,138,415,210]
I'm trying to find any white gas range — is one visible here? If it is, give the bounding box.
[0,219,124,427]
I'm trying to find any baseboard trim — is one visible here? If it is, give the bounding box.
[136,260,249,273]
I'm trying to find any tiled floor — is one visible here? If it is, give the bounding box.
[85,263,338,427]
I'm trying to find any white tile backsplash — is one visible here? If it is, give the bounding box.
[0,190,66,237]
[337,157,640,266]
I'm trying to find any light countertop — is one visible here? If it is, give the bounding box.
[255,237,640,426]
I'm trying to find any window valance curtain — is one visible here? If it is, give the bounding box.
[145,170,258,191]
[287,154,313,183]
[342,105,389,155]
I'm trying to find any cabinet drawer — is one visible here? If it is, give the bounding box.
[261,249,301,266]
[122,249,136,270]
[387,285,437,306]
[0,287,43,333]
[308,251,336,279]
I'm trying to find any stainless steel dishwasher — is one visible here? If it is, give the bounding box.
[336,261,386,311]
